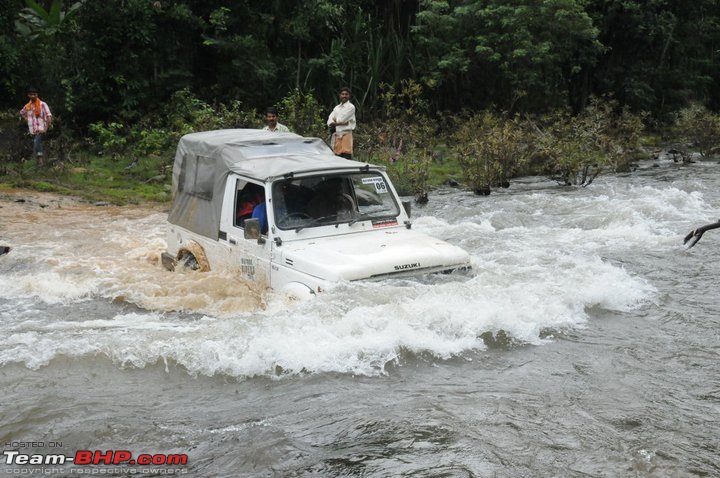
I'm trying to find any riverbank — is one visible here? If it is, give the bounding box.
[0,143,712,206]
[0,153,172,205]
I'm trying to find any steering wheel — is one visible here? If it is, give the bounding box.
[340,194,357,212]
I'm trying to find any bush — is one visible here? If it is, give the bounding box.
[580,98,646,173]
[674,103,720,157]
[530,98,646,186]
[532,108,606,186]
[88,88,260,162]
[453,111,531,194]
[88,121,127,156]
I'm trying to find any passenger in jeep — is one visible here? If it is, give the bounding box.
[236,184,264,227]
[251,201,268,233]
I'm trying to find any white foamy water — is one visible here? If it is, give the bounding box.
[0,174,683,378]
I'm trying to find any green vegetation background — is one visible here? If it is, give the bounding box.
[1,1,720,203]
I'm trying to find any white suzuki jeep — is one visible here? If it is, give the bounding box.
[162,129,470,298]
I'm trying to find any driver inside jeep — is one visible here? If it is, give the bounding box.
[306,177,355,220]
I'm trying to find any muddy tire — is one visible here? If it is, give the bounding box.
[181,253,199,271]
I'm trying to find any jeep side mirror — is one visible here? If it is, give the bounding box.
[244,218,261,240]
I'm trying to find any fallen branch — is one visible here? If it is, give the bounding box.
[684,220,720,248]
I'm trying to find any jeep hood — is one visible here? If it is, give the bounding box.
[277,229,471,282]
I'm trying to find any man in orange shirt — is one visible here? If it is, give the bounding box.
[19,87,52,165]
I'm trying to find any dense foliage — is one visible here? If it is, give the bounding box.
[2,0,720,201]
[3,0,719,120]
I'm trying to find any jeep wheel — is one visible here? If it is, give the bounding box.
[181,253,199,271]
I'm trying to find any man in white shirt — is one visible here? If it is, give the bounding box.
[262,107,290,133]
[327,87,356,159]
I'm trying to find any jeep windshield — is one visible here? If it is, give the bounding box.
[272,172,401,231]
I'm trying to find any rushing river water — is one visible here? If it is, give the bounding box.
[1,158,719,477]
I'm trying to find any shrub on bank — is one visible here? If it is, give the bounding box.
[453,111,531,194]
[525,98,646,187]
[674,103,720,158]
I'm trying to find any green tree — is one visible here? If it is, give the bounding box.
[15,0,82,39]
[3,0,719,149]
[13,0,83,114]
[201,1,347,109]
[586,0,720,115]
[413,0,602,112]
[0,0,23,105]
[63,1,204,122]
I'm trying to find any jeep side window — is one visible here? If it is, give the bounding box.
[235,181,267,234]
[178,155,215,200]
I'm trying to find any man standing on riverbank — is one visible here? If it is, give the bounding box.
[327,87,356,160]
[262,107,290,133]
[19,87,52,165]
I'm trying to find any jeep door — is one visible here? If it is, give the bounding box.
[218,175,272,286]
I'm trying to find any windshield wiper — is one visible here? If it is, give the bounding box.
[295,212,389,231]
[294,215,335,232]
[348,213,374,226]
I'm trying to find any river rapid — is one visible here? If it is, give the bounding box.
[1,158,719,477]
